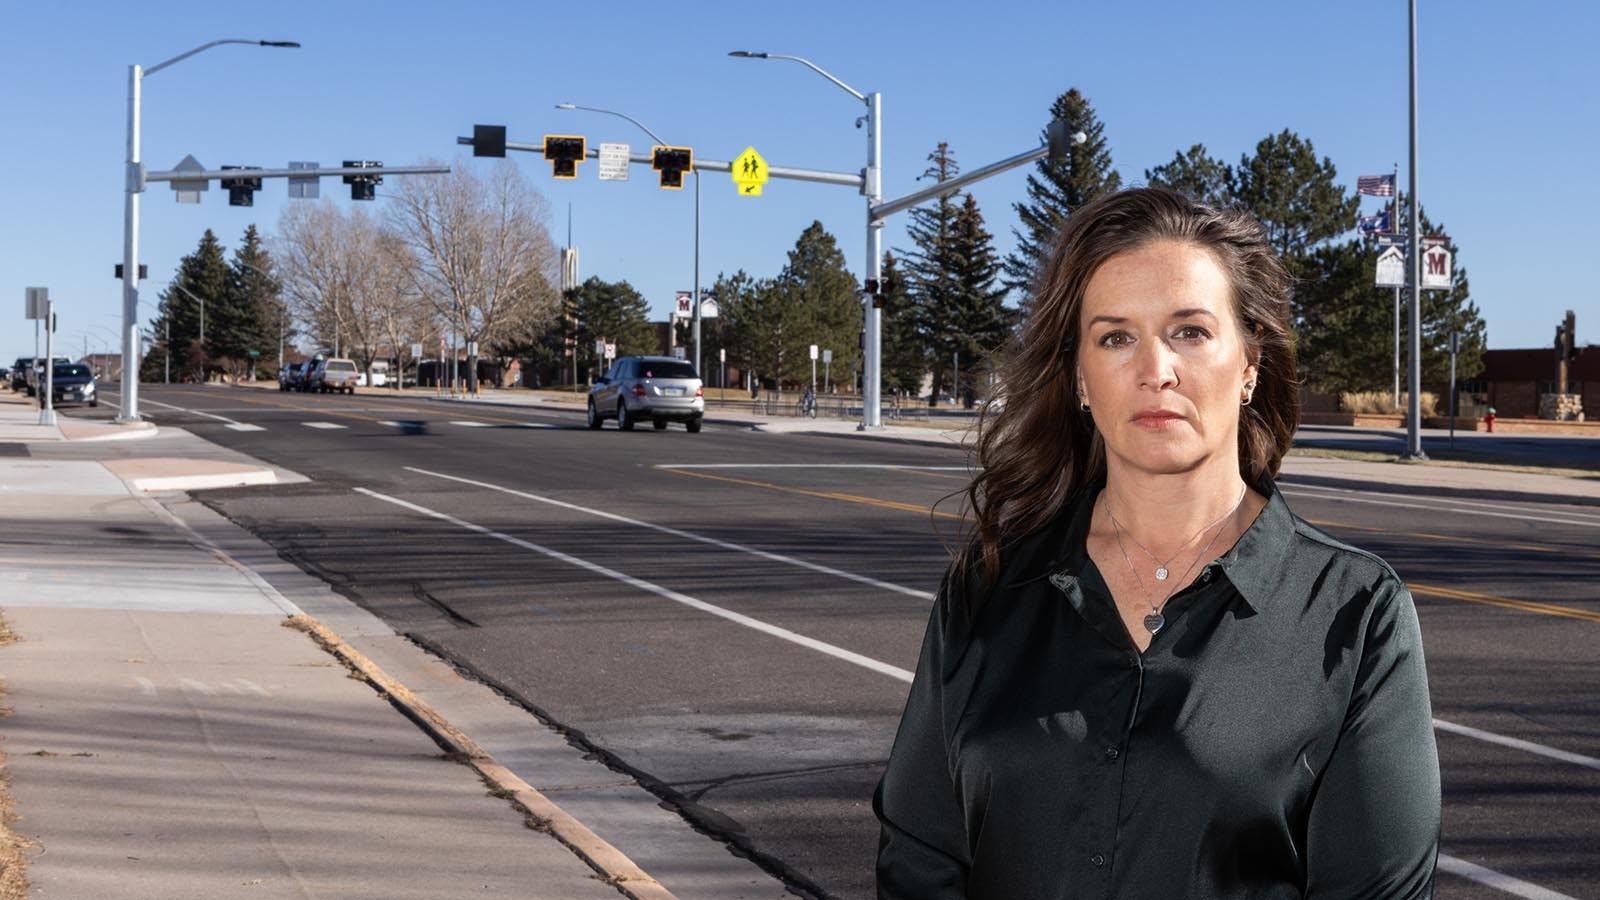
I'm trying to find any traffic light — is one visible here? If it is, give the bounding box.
[543,135,586,179]
[652,146,693,189]
[220,166,263,206]
[863,277,896,308]
[343,160,383,201]
[472,124,507,158]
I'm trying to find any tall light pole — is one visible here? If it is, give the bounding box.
[555,103,703,377]
[1404,0,1425,459]
[169,282,207,382]
[119,38,299,422]
[730,51,884,428]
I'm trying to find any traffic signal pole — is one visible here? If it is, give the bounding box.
[462,122,1073,428]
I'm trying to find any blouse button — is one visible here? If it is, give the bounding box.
[1091,853,1106,868]
[1104,746,1120,761]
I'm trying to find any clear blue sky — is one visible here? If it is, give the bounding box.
[3,0,1594,366]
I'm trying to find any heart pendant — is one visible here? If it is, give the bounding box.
[1143,613,1166,634]
[1155,566,1169,581]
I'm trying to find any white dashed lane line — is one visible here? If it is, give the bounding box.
[301,422,346,430]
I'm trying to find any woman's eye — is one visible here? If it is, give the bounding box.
[1174,325,1210,341]
[1099,331,1132,348]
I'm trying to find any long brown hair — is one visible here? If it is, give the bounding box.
[958,187,1298,590]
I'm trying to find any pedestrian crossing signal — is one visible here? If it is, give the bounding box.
[652,146,693,190]
[544,136,586,179]
[220,165,263,207]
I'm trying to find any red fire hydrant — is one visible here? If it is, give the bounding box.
[1485,407,1496,432]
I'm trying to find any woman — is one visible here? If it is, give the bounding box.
[875,188,1440,898]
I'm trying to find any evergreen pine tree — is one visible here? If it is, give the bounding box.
[1004,88,1122,301]
[1232,129,1359,281]
[571,276,655,380]
[878,251,925,397]
[947,193,1011,406]
[1144,144,1235,207]
[774,221,858,388]
[219,225,284,380]
[902,142,963,403]
[150,230,229,382]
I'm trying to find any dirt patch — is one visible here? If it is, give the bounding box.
[0,614,31,899]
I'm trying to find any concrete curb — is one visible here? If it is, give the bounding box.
[101,458,279,493]
[1276,472,1600,508]
[287,616,678,900]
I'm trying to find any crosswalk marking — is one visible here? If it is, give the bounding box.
[450,421,493,428]
[302,422,346,430]
[225,423,265,432]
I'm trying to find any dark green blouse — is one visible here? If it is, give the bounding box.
[875,481,1440,899]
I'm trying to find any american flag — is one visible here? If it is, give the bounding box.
[1357,174,1396,197]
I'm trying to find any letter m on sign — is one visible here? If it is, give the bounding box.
[1427,251,1446,276]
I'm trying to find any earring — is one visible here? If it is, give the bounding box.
[1241,382,1254,406]
[1079,397,1091,413]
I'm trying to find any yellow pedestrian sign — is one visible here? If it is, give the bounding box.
[731,146,769,196]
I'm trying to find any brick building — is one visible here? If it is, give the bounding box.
[1474,346,1597,419]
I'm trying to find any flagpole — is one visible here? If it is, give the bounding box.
[1392,161,1401,412]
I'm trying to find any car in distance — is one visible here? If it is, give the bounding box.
[49,363,98,407]
[307,357,360,394]
[587,355,704,432]
[23,356,71,397]
[10,357,31,391]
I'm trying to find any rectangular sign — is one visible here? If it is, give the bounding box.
[598,143,630,181]
[1375,246,1406,288]
[288,161,321,199]
[410,343,423,359]
[25,286,47,320]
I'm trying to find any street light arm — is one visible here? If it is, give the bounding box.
[144,39,299,76]
[555,103,667,146]
[729,51,867,104]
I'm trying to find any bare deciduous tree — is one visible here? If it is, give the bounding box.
[386,156,559,390]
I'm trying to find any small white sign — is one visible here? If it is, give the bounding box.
[598,143,630,181]
[675,291,692,318]
[699,297,718,319]
[605,342,616,361]
[823,349,832,364]
[672,346,685,360]
[410,343,423,359]
[1375,246,1406,288]
[719,348,726,363]
[809,344,819,361]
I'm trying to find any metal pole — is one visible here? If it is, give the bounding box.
[119,64,142,422]
[1405,0,1425,459]
[164,317,170,385]
[693,170,702,378]
[1393,286,1401,411]
[39,301,56,426]
[863,90,884,429]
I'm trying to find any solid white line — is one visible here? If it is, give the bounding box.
[353,486,916,683]
[139,397,247,427]
[1433,718,1600,772]
[1280,485,1600,528]
[302,422,346,430]
[404,466,935,600]
[1287,480,1600,519]
[659,463,969,471]
[1436,853,1578,899]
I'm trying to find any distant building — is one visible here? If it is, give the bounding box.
[1475,346,1596,419]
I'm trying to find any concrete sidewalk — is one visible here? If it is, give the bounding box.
[0,390,688,899]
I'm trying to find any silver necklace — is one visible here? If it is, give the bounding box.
[1106,487,1246,635]
[1105,485,1245,581]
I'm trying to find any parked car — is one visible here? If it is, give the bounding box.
[587,355,704,432]
[48,363,98,408]
[23,356,70,397]
[307,357,360,394]
[9,357,30,391]
[279,362,307,391]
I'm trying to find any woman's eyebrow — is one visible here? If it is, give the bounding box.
[1171,308,1219,321]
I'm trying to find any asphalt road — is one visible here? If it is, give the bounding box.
[78,385,1600,899]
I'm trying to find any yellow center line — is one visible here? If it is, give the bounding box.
[1409,582,1600,623]
[1306,517,1600,562]
[662,467,963,519]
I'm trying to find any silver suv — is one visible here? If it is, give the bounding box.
[587,355,704,432]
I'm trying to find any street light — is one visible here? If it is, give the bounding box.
[729,51,884,428]
[168,282,207,382]
[119,38,299,422]
[555,103,704,380]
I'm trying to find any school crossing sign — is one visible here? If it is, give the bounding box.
[731,146,769,196]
